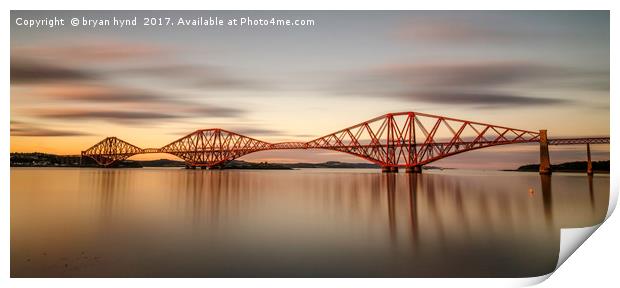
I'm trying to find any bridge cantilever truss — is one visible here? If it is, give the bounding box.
[158,129,272,168]
[81,137,143,167]
[81,111,609,172]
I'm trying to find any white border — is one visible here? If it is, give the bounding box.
[2,1,618,287]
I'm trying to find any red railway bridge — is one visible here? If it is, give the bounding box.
[81,111,609,174]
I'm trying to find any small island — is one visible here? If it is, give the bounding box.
[515,160,609,173]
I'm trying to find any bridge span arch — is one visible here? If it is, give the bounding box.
[81,111,609,173]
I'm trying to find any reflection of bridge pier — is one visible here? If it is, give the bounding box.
[85,169,129,226]
[385,173,397,245]
[540,175,553,226]
[407,173,419,249]
[426,176,446,246]
[588,175,595,209]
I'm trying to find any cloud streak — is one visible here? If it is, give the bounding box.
[34,110,179,120]
[25,104,244,124]
[112,64,269,90]
[368,61,609,89]
[10,121,92,137]
[229,127,287,137]
[11,60,94,84]
[12,40,166,63]
[397,21,519,44]
[397,91,568,108]
[11,73,247,124]
[12,41,271,91]
[19,83,246,117]
[331,60,606,108]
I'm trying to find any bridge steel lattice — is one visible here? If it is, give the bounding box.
[81,111,609,174]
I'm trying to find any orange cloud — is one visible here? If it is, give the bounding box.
[12,39,166,63]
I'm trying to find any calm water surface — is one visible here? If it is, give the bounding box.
[11,168,609,277]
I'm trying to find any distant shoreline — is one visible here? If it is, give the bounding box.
[9,152,610,173]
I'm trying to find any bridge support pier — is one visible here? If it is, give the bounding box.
[382,166,399,173]
[406,166,423,173]
[201,166,207,170]
[539,129,552,175]
[587,143,593,175]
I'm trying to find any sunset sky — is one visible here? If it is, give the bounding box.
[10,11,610,169]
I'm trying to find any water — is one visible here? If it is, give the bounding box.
[11,168,609,277]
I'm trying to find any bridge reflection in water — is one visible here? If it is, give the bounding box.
[11,168,609,277]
